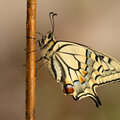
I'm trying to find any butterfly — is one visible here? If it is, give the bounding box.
[37,12,120,107]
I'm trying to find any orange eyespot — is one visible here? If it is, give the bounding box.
[63,84,74,94]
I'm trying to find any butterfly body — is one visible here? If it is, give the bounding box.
[38,12,120,107]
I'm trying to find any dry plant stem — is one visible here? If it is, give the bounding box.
[26,0,36,120]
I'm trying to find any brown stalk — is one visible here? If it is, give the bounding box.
[26,0,36,120]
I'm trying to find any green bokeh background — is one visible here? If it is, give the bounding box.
[0,0,120,120]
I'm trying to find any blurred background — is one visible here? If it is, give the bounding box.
[0,0,120,120]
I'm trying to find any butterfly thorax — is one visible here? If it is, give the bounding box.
[40,31,56,59]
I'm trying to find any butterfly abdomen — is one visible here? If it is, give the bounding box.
[47,53,66,83]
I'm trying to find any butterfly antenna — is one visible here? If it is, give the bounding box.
[49,12,57,33]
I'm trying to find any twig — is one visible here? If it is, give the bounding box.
[26,0,36,120]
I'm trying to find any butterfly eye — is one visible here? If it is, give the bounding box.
[63,84,74,94]
[48,32,53,39]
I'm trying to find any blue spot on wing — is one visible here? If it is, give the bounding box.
[86,59,89,64]
[86,66,89,71]
[73,80,84,95]
[74,80,80,85]
[86,50,91,57]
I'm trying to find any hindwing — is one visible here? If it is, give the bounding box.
[49,41,120,107]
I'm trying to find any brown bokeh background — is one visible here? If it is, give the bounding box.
[0,0,120,120]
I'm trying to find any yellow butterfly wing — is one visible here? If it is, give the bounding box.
[39,13,120,107]
[48,41,120,107]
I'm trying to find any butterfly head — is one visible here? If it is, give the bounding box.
[39,31,56,50]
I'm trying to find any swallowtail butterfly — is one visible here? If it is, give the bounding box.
[37,12,120,107]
